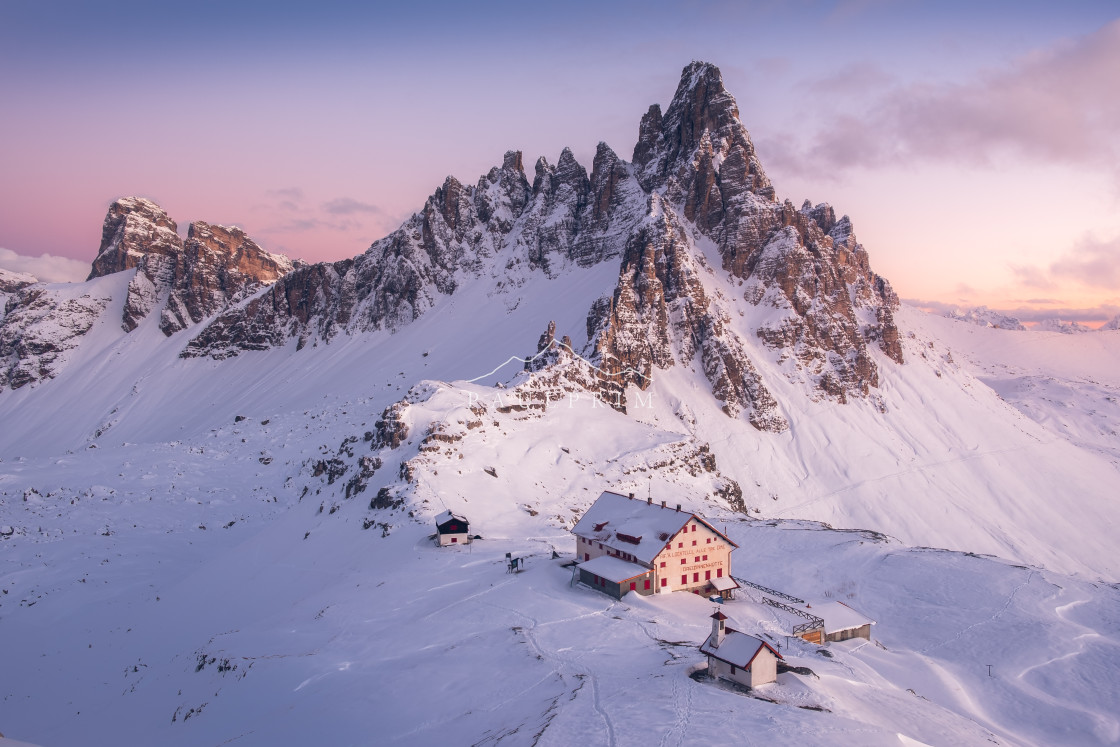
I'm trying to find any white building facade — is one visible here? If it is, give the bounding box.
[572,491,739,598]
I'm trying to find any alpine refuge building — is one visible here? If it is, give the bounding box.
[700,610,782,688]
[572,491,739,599]
[435,510,470,546]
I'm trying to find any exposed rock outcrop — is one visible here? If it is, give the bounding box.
[0,287,110,389]
[0,269,37,295]
[87,197,298,334]
[0,198,298,390]
[588,195,785,429]
[632,63,902,401]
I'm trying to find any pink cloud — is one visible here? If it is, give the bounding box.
[1051,235,1120,290]
[764,19,1120,178]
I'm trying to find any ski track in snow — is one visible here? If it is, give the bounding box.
[919,571,1036,655]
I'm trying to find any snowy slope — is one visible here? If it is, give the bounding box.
[2,383,1118,745]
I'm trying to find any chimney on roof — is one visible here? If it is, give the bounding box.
[661,500,666,509]
[628,492,634,500]
[676,504,681,512]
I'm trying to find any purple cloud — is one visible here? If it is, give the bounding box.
[765,19,1120,178]
[321,197,382,216]
[1051,235,1120,289]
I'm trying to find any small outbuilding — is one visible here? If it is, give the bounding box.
[700,611,782,688]
[577,555,654,599]
[435,510,470,546]
[814,601,875,643]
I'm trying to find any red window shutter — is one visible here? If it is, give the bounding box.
[584,553,590,561]
[630,582,636,592]
[681,558,686,565]
[681,574,687,585]
[693,572,699,582]
[692,525,696,532]
[717,568,723,578]
[705,571,711,580]
[644,579,650,590]
[661,578,667,587]
[706,538,711,544]
[451,537,457,543]
[660,561,666,568]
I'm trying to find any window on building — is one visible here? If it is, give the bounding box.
[630,582,636,592]
[584,553,590,562]
[681,558,686,565]
[717,568,723,578]
[678,542,683,548]
[661,578,667,587]
[705,570,711,580]
[660,561,666,568]
[730,665,736,674]
[706,538,711,544]
[681,574,687,585]
[451,537,457,543]
[693,572,699,583]
[692,525,697,532]
[644,579,651,590]
[692,540,697,546]
[703,555,708,561]
[694,556,700,562]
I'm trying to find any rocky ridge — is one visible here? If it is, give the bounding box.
[182,145,647,358]
[182,63,901,430]
[0,286,111,389]
[89,197,299,334]
[0,198,297,389]
[5,63,903,427]
[946,306,1027,331]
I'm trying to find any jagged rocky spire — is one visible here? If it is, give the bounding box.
[178,62,902,429]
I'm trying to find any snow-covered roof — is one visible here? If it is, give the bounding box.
[711,576,739,592]
[572,491,735,565]
[811,601,875,634]
[700,628,782,668]
[578,555,651,584]
[435,510,468,526]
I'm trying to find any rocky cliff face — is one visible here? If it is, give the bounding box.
[631,62,902,403]
[0,199,297,389]
[87,197,298,334]
[586,195,786,429]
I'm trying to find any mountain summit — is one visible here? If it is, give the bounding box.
[174,62,900,429]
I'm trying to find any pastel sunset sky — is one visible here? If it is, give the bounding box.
[2,1,1118,323]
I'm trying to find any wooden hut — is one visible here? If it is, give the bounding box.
[435,510,470,546]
